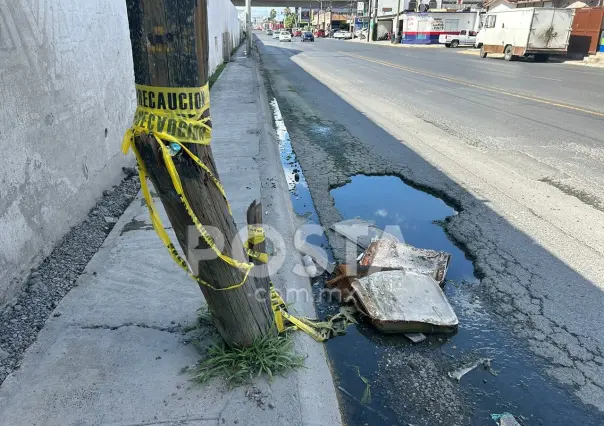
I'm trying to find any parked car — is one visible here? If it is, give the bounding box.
[439,29,477,48]
[266,29,273,36]
[293,28,302,37]
[279,30,292,42]
[476,8,574,62]
[314,29,326,38]
[272,31,280,39]
[334,30,352,40]
[354,28,368,39]
[301,31,315,42]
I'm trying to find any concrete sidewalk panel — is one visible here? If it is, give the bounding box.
[0,326,224,426]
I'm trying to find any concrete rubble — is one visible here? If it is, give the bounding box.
[352,270,459,333]
[326,236,457,334]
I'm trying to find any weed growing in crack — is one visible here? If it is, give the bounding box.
[192,332,305,388]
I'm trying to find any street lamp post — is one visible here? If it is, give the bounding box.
[366,0,372,42]
[245,0,251,54]
[395,0,401,42]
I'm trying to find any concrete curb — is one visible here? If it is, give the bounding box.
[341,37,446,48]
[251,37,343,426]
[458,48,604,68]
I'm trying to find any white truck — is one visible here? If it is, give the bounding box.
[439,30,478,48]
[476,8,574,62]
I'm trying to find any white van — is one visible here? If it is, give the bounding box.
[476,8,574,62]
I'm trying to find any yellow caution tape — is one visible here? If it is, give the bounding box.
[123,83,252,291]
[270,284,326,342]
[247,225,266,245]
[130,83,211,145]
[123,82,338,341]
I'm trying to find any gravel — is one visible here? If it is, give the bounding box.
[0,169,140,384]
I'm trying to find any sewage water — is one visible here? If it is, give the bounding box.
[329,175,603,426]
[269,98,603,426]
[270,98,331,256]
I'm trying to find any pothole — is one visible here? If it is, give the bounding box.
[325,174,601,426]
[268,92,602,425]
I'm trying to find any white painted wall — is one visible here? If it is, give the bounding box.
[0,0,135,306]
[0,0,243,306]
[207,0,244,74]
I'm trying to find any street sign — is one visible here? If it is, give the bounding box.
[357,2,365,13]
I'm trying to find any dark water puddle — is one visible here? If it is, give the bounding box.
[270,98,332,259]
[268,97,602,425]
[329,174,603,426]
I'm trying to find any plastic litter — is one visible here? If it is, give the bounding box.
[491,412,521,426]
[302,255,318,277]
[448,358,494,382]
[331,218,399,249]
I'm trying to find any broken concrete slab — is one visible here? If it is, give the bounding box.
[359,239,451,285]
[331,218,399,249]
[404,332,427,343]
[352,270,458,334]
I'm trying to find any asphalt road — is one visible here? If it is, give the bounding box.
[256,33,604,425]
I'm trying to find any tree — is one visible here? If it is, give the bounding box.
[284,14,297,29]
[124,0,275,347]
[269,8,277,21]
[283,7,292,16]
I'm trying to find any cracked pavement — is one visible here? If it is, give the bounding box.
[257,34,604,424]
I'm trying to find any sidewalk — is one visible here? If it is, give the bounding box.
[459,48,604,68]
[0,45,341,426]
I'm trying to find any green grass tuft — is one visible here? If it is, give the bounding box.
[192,333,305,388]
[209,62,227,89]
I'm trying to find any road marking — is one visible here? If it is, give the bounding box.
[523,74,562,81]
[339,51,604,118]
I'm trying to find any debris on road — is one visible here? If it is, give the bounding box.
[325,236,457,334]
[352,270,458,333]
[298,306,358,339]
[491,412,521,426]
[351,365,372,405]
[301,255,318,277]
[448,358,494,382]
[404,332,427,343]
[325,264,360,300]
[297,240,334,273]
[337,386,389,421]
[331,218,399,249]
[359,239,451,285]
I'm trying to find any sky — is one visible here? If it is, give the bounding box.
[236,6,298,20]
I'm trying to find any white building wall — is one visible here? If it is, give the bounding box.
[208,0,244,73]
[489,0,516,12]
[0,0,242,306]
[377,0,445,15]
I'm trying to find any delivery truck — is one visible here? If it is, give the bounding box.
[476,8,574,62]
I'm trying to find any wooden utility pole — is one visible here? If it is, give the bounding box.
[125,0,275,347]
